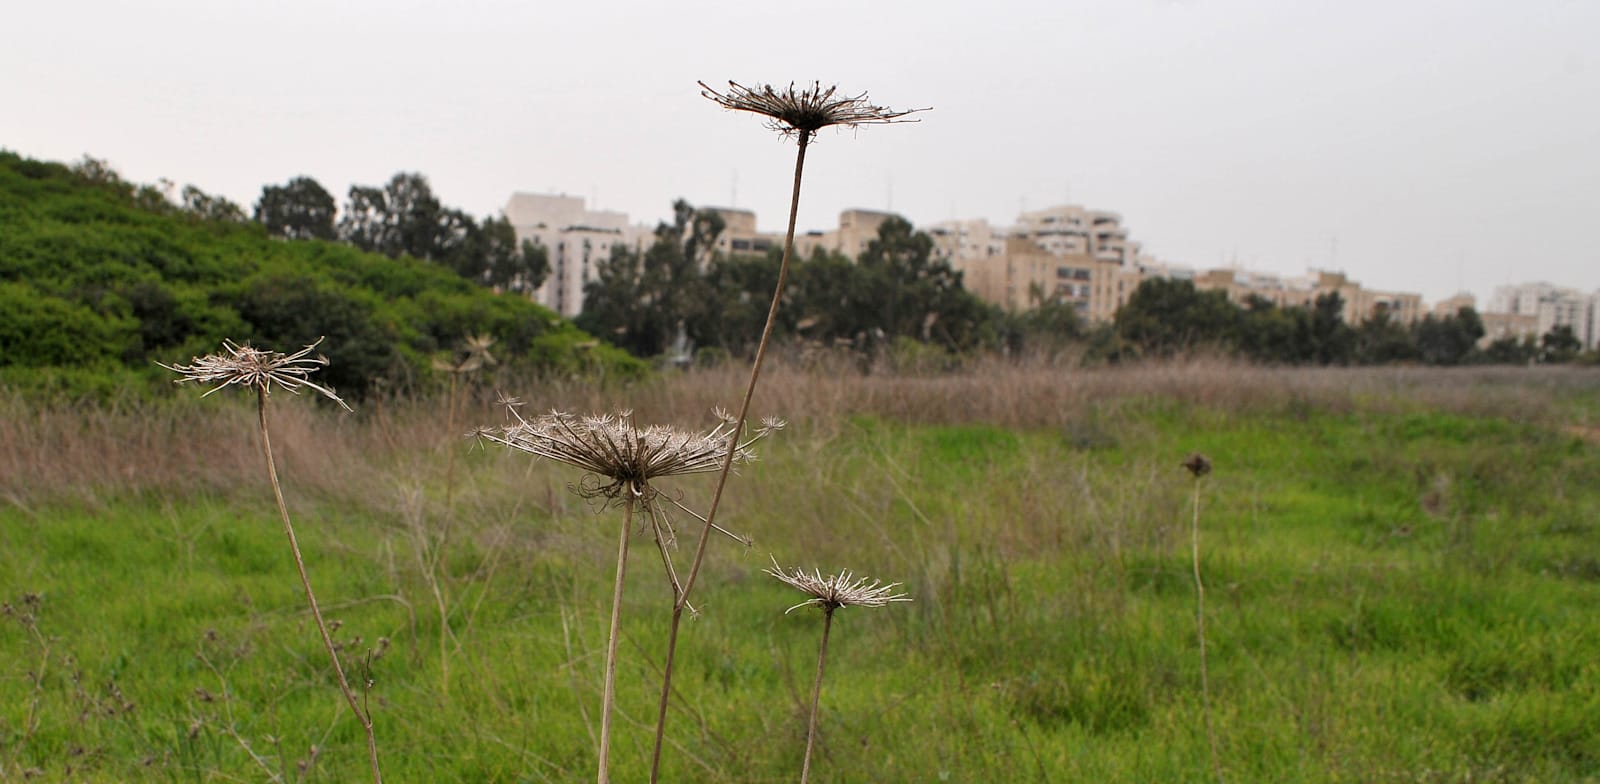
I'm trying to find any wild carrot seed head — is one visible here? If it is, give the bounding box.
[766,557,911,614]
[159,338,352,411]
[698,80,926,137]
[477,407,784,502]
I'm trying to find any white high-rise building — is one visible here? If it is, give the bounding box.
[1486,282,1598,349]
[503,193,651,318]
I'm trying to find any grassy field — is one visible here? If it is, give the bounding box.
[3,360,1600,782]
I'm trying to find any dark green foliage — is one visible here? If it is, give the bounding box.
[0,151,642,397]
[179,185,247,224]
[582,205,1002,360]
[1412,306,1485,366]
[1482,334,1538,364]
[857,215,994,350]
[576,200,718,358]
[1541,324,1582,364]
[1114,278,1239,357]
[1353,306,1419,364]
[254,176,338,240]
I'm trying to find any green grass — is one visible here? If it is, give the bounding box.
[4,389,1600,781]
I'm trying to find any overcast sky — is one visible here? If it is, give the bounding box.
[4,0,1596,306]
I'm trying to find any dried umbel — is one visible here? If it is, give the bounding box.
[767,558,909,784]
[432,333,497,375]
[1182,452,1213,478]
[478,405,785,783]
[766,559,912,614]
[478,407,785,503]
[698,80,926,137]
[160,338,351,411]
[160,339,378,782]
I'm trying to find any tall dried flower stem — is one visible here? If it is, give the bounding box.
[799,607,834,784]
[435,370,461,696]
[766,561,909,782]
[597,499,635,784]
[648,129,811,784]
[1185,454,1223,784]
[255,390,381,784]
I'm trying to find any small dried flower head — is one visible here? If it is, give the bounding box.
[1181,452,1213,479]
[766,557,911,614]
[160,338,351,411]
[699,80,927,138]
[477,407,783,501]
[432,333,498,375]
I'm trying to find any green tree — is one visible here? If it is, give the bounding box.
[1481,334,1537,364]
[1237,295,1311,364]
[255,176,338,240]
[180,185,247,223]
[1540,324,1582,364]
[1304,292,1355,365]
[1412,307,1484,365]
[693,252,790,355]
[790,247,876,347]
[577,200,723,358]
[337,173,446,260]
[1114,278,1238,357]
[856,216,993,351]
[1353,305,1419,364]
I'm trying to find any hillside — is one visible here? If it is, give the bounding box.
[0,151,642,397]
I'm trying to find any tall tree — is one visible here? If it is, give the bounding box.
[1412,306,1484,365]
[180,185,247,223]
[337,172,445,259]
[577,201,722,357]
[1114,278,1238,357]
[1540,324,1582,363]
[856,216,991,350]
[1305,292,1355,365]
[254,176,337,240]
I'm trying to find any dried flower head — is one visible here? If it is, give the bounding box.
[160,338,351,411]
[432,333,497,375]
[1182,452,1213,479]
[699,80,926,137]
[478,408,785,502]
[766,558,911,614]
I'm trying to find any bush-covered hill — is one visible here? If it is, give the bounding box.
[0,151,643,398]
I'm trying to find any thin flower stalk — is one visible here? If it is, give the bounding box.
[162,340,380,784]
[477,406,781,783]
[766,560,910,784]
[426,334,496,698]
[648,82,925,783]
[1183,452,1224,784]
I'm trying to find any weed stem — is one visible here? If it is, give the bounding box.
[256,390,381,784]
[800,607,834,784]
[597,498,634,784]
[1191,475,1223,784]
[649,128,813,782]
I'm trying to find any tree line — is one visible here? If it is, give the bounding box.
[41,154,1595,370]
[571,201,1593,367]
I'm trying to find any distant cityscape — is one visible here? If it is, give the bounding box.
[503,193,1599,351]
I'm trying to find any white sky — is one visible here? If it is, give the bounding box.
[3,0,1596,306]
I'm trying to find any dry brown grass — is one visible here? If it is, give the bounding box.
[4,359,1595,515]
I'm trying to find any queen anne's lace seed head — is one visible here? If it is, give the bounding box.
[699,80,926,138]
[478,407,784,502]
[160,338,351,411]
[765,558,911,614]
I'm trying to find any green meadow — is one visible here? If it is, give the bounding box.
[3,362,1599,782]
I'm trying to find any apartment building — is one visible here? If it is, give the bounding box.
[792,209,899,261]
[503,193,650,318]
[702,207,775,257]
[1186,269,1422,324]
[1486,282,1599,349]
